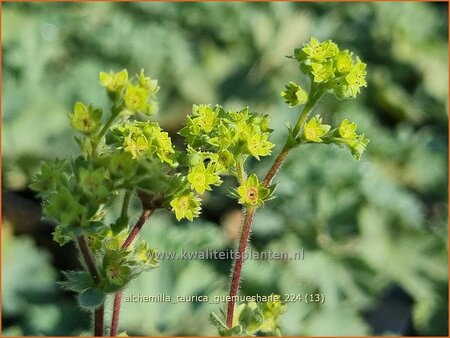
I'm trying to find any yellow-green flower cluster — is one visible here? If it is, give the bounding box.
[293,37,367,99]
[278,39,370,160]
[168,104,276,220]
[99,69,129,92]
[167,145,231,220]
[336,119,369,160]
[180,105,274,162]
[99,69,159,115]
[113,121,176,166]
[300,116,369,160]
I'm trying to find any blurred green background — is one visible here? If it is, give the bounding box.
[2,2,448,336]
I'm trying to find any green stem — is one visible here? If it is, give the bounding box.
[292,86,324,137]
[97,110,117,142]
[121,190,132,220]
[235,155,247,185]
[92,104,122,158]
[264,88,324,187]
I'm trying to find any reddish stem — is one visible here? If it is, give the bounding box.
[78,236,102,283]
[94,305,105,336]
[121,209,153,249]
[109,208,154,336]
[77,236,104,336]
[225,145,291,328]
[225,93,321,329]
[109,291,122,336]
[226,208,255,328]
[262,147,290,188]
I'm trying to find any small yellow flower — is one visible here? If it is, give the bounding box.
[334,50,353,75]
[170,192,202,221]
[70,102,101,134]
[246,133,275,160]
[236,174,271,206]
[187,163,222,194]
[311,61,335,83]
[301,38,338,62]
[99,69,128,92]
[123,133,150,159]
[338,119,358,140]
[345,58,367,97]
[124,85,149,111]
[303,115,331,142]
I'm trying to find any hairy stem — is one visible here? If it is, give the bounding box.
[109,208,154,336]
[262,146,290,187]
[109,291,123,337]
[78,236,101,283]
[225,89,325,329]
[226,207,255,328]
[94,306,105,337]
[263,90,323,187]
[77,236,104,336]
[121,209,154,249]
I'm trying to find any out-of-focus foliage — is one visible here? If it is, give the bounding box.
[2,2,447,336]
[1,223,90,336]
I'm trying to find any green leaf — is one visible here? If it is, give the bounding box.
[209,312,229,336]
[78,287,106,310]
[58,271,93,292]
[111,215,129,234]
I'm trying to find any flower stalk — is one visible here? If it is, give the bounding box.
[226,207,255,328]
[262,90,321,188]
[223,38,368,332]
[77,235,104,336]
[109,208,154,336]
